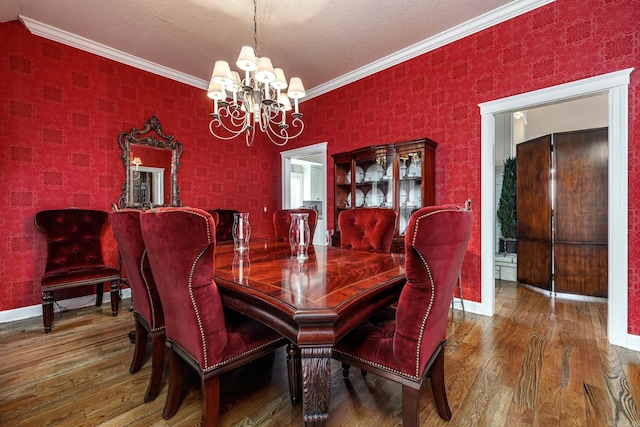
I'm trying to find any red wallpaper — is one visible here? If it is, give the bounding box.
[0,20,282,311]
[1,0,639,334]
[282,0,640,332]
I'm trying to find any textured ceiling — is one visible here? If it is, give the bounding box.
[1,0,547,96]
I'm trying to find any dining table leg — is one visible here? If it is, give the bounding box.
[287,343,302,405]
[301,345,332,426]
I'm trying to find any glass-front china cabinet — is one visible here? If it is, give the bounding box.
[332,137,437,253]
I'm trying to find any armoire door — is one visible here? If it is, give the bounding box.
[553,128,608,297]
[516,135,552,290]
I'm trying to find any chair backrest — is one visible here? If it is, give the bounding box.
[140,207,228,371]
[34,209,110,273]
[338,208,397,253]
[273,208,318,242]
[111,209,164,331]
[205,209,237,242]
[394,204,472,378]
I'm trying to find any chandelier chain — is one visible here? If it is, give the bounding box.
[253,0,258,55]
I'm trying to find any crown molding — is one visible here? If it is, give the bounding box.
[19,0,554,98]
[306,0,555,100]
[19,15,208,90]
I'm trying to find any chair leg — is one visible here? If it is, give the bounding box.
[429,347,452,421]
[341,363,350,378]
[162,347,184,420]
[42,290,54,333]
[110,279,121,316]
[201,375,220,427]
[286,343,302,405]
[129,317,148,374]
[144,333,166,403]
[95,283,103,306]
[457,274,465,314]
[401,385,420,427]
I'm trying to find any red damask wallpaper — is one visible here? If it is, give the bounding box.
[283,0,639,332]
[0,0,638,333]
[0,20,281,311]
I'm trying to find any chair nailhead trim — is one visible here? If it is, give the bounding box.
[172,337,283,373]
[140,249,163,331]
[333,348,420,381]
[409,207,460,378]
[179,209,214,369]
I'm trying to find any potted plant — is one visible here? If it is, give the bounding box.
[497,157,517,253]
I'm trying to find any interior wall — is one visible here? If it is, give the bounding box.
[0,20,281,312]
[284,0,639,331]
[524,93,609,139]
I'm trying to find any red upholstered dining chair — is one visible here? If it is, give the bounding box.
[139,207,288,426]
[34,209,122,333]
[332,204,472,426]
[273,208,318,242]
[205,209,238,243]
[338,207,397,253]
[111,208,165,403]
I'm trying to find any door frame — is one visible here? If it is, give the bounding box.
[479,68,633,348]
[281,142,328,244]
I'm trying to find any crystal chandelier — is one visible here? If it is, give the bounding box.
[207,0,306,147]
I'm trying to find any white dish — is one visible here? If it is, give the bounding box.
[345,170,351,184]
[385,164,393,178]
[399,214,408,235]
[365,163,384,181]
[407,159,422,177]
[354,166,364,183]
[387,187,408,206]
[365,188,384,207]
[348,189,365,207]
[409,185,422,205]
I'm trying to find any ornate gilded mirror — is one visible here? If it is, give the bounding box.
[118,116,183,208]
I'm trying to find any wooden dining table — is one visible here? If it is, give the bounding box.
[214,240,406,426]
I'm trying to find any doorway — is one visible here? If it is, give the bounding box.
[479,68,632,347]
[281,142,328,246]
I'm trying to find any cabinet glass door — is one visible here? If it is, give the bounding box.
[398,151,423,235]
[355,155,393,210]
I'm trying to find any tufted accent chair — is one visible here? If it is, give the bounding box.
[205,209,237,243]
[34,209,122,333]
[338,208,397,253]
[332,204,472,426]
[273,208,318,243]
[111,209,165,403]
[139,207,287,426]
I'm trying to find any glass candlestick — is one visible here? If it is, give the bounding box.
[289,212,310,261]
[232,212,250,251]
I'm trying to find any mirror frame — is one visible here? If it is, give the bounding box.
[117,115,183,208]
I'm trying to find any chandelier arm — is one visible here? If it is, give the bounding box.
[209,119,245,140]
[263,116,304,147]
[212,105,251,134]
[245,126,256,147]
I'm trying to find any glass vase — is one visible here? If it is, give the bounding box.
[289,212,310,261]
[232,250,251,285]
[232,212,250,252]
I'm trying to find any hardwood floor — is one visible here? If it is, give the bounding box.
[1,280,639,426]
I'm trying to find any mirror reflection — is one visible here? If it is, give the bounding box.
[118,116,183,208]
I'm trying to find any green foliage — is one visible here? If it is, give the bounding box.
[497,157,517,239]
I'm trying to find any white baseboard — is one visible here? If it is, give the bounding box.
[0,289,131,324]
[628,333,640,352]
